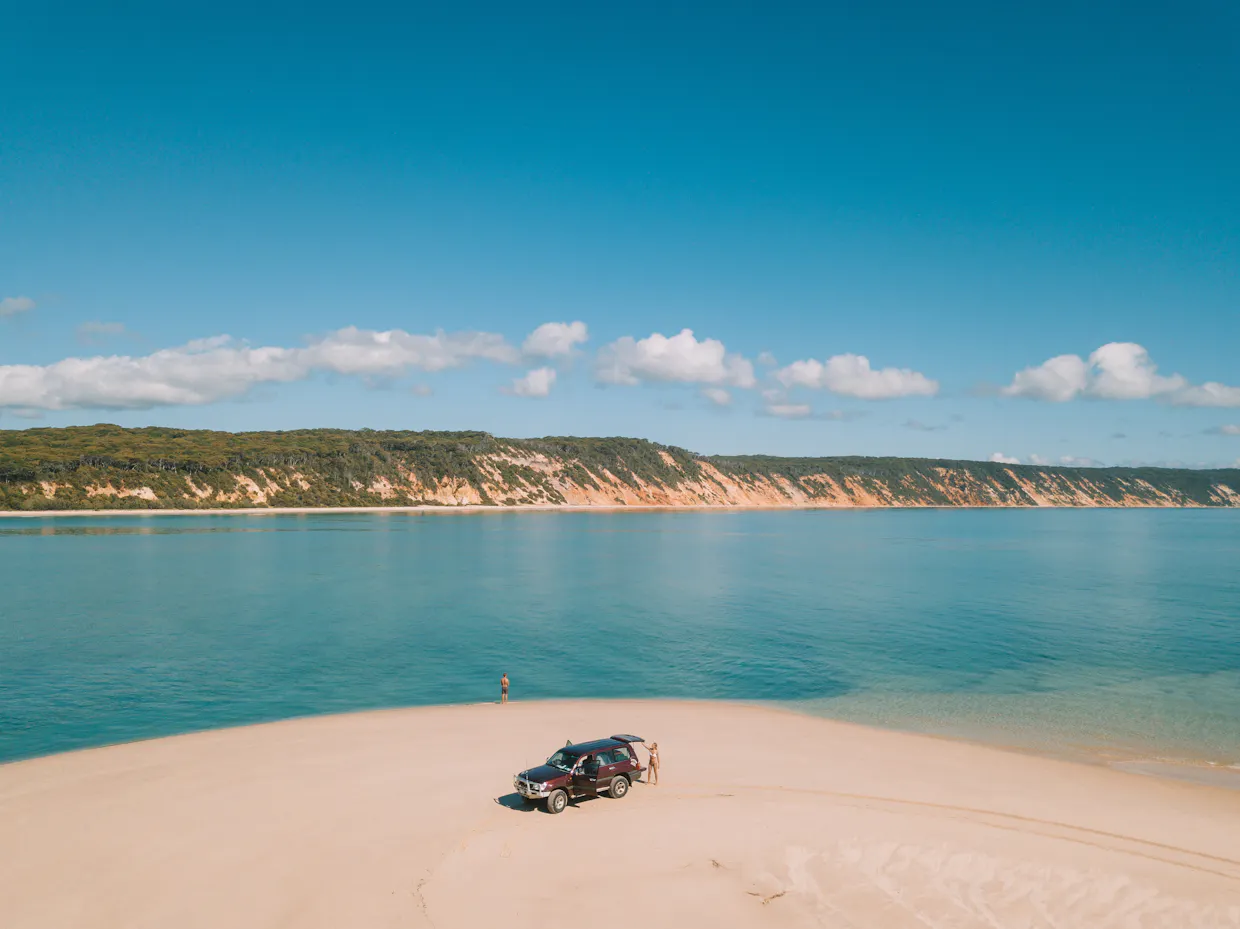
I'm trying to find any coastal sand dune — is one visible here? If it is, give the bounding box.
[2,701,1239,928]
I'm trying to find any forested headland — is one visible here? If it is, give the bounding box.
[2,425,1237,510]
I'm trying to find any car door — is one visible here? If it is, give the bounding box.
[571,754,599,798]
[595,750,616,792]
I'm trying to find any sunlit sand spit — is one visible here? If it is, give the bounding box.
[2,700,1239,928]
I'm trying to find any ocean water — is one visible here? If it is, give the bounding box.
[1,509,1238,770]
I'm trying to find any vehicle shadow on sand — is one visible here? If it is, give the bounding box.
[494,792,543,812]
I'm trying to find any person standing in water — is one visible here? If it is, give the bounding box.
[500,673,510,704]
[645,742,660,785]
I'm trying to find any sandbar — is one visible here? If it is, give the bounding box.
[2,700,1239,927]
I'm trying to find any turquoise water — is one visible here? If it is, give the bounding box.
[2,509,1238,767]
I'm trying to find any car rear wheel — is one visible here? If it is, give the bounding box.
[609,775,630,799]
[546,789,568,814]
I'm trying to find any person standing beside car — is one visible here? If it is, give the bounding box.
[645,742,659,785]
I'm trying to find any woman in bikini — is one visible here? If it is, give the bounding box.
[645,742,659,785]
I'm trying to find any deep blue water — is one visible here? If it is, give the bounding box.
[2,509,1238,765]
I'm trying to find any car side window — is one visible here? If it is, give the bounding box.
[613,746,631,762]
[596,750,614,765]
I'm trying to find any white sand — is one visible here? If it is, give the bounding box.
[4,504,838,517]
[2,700,1238,928]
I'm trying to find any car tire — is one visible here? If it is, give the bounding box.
[609,775,630,799]
[546,789,568,814]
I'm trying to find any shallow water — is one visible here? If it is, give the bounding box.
[1,509,1238,767]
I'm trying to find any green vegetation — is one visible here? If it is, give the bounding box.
[708,454,1240,506]
[1,424,1236,510]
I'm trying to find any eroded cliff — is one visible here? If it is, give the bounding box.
[2,425,1237,510]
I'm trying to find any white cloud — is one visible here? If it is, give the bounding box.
[1213,424,1240,436]
[1001,353,1089,402]
[0,338,306,410]
[301,326,519,375]
[76,321,127,343]
[522,321,588,358]
[595,329,755,388]
[765,402,813,419]
[0,296,35,317]
[1087,343,1186,400]
[1058,455,1104,468]
[0,325,536,411]
[506,367,556,398]
[775,353,938,399]
[989,452,1103,467]
[1003,342,1240,407]
[701,387,732,406]
[759,387,808,419]
[1173,383,1240,407]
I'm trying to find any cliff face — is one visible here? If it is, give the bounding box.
[2,426,1237,510]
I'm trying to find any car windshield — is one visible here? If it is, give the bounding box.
[546,750,580,772]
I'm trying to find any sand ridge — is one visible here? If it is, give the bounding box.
[2,700,1239,927]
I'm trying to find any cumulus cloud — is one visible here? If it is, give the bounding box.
[1003,342,1240,407]
[301,326,519,375]
[774,354,938,399]
[595,329,755,389]
[0,339,305,410]
[1209,424,1240,436]
[76,321,127,344]
[0,324,543,411]
[0,296,36,317]
[989,452,1022,464]
[1001,354,1089,402]
[506,367,557,398]
[522,321,588,358]
[700,387,732,407]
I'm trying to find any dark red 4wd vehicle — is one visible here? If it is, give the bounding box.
[514,735,645,814]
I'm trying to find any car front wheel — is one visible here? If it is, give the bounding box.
[609,776,629,799]
[546,789,568,814]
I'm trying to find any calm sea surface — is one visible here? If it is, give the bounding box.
[2,509,1238,768]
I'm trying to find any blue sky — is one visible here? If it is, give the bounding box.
[2,2,1238,465]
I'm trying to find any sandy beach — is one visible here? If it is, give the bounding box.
[2,700,1239,928]
[2,504,832,518]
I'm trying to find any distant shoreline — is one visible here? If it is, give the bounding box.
[1,502,1232,518]
[7,503,848,518]
[6,426,1238,513]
